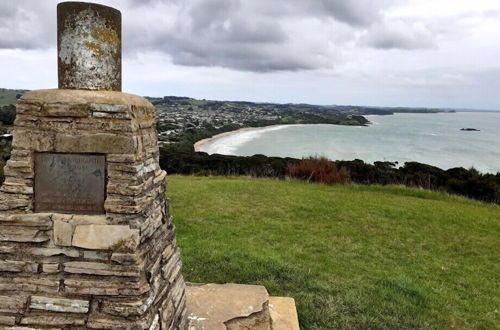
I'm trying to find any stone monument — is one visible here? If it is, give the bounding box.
[0,2,187,328]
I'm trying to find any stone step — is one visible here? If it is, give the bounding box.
[269,297,300,330]
[186,283,299,330]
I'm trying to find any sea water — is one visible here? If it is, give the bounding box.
[198,112,500,173]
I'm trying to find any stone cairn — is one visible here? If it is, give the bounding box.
[0,2,187,329]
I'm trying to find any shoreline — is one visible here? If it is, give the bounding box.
[193,114,450,152]
[194,122,373,153]
[194,124,292,152]
[190,113,500,173]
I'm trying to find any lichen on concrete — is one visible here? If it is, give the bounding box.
[58,5,121,91]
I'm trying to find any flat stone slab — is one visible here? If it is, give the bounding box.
[21,89,152,107]
[71,224,139,251]
[269,297,300,330]
[186,283,271,330]
[30,296,89,314]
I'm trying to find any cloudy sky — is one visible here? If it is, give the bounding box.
[1,0,500,109]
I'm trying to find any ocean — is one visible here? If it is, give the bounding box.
[197,112,500,174]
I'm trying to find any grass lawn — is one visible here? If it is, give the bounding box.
[167,175,500,329]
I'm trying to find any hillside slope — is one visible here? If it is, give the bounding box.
[0,88,27,106]
[167,175,499,329]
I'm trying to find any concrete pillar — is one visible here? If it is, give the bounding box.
[57,2,122,91]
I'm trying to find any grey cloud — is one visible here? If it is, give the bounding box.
[184,0,286,44]
[0,0,434,72]
[121,0,402,71]
[0,0,397,71]
[189,0,239,32]
[217,19,286,43]
[124,0,312,72]
[125,0,163,7]
[319,0,385,26]
[0,0,56,50]
[244,0,398,26]
[0,3,17,18]
[362,20,436,50]
[136,17,305,72]
[170,44,316,72]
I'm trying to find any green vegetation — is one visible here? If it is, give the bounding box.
[0,104,16,126]
[169,175,500,329]
[0,135,11,183]
[0,88,24,127]
[161,151,500,204]
[0,88,26,106]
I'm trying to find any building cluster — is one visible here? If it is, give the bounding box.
[152,99,281,142]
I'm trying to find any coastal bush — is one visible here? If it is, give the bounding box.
[0,104,16,125]
[444,167,500,203]
[287,156,350,184]
[158,146,500,205]
[160,148,297,178]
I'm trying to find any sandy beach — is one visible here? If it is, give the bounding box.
[194,125,288,152]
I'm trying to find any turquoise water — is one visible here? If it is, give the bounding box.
[199,112,500,173]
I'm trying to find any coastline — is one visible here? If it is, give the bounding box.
[193,117,382,154]
[194,124,291,152]
[194,122,370,154]
[190,112,500,173]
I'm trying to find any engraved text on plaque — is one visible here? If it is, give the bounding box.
[34,153,106,214]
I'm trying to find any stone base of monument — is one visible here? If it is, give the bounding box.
[0,89,187,329]
[185,283,300,330]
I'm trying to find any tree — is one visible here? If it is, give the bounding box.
[0,104,16,125]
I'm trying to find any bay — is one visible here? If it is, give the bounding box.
[197,112,500,174]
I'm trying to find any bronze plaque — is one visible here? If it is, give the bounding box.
[34,153,106,214]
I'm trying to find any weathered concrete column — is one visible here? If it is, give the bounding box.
[57,2,122,91]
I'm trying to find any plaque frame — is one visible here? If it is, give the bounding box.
[33,152,107,214]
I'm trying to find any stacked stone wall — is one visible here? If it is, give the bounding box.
[0,89,187,329]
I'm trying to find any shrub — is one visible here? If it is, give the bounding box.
[0,104,16,125]
[287,156,350,184]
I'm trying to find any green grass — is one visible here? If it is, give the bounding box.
[168,175,500,329]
